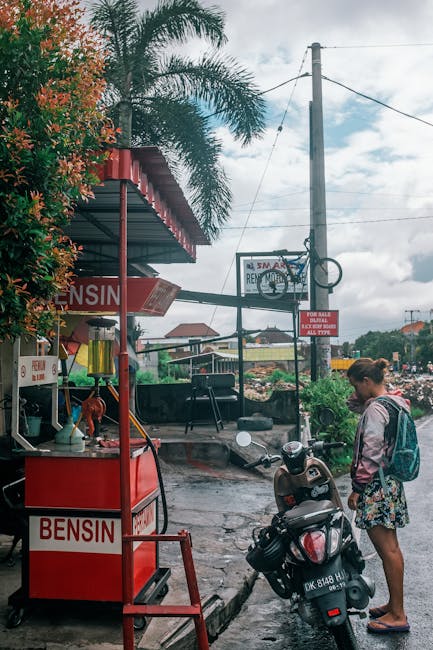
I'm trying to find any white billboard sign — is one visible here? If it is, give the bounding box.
[242,258,307,296]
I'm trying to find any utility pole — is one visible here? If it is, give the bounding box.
[310,42,330,378]
[405,309,420,365]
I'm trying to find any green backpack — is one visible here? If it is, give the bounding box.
[376,396,420,488]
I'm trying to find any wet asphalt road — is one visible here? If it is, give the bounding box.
[210,414,432,650]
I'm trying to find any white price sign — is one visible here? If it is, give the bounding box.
[18,355,58,387]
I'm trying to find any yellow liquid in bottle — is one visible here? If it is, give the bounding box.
[87,340,115,377]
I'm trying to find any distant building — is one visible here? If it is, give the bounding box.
[136,323,221,375]
[164,323,219,339]
[255,326,293,344]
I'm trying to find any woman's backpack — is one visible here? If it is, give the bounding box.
[376,396,420,488]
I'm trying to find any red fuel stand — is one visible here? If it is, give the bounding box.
[7,440,168,621]
[7,318,171,629]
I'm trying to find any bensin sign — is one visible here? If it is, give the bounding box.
[54,277,179,316]
[29,501,156,555]
[299,310,339,337]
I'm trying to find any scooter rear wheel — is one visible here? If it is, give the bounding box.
[330,617,358,650]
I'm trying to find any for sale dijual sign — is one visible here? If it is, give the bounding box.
[299,310,339,337]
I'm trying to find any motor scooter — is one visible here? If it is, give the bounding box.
[237,410,374,650]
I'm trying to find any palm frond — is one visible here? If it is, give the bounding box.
[90,0,138,80]
[89,0,266,238]
[137,0,226,51]
[132,96,231,240]
[151,53,266,144]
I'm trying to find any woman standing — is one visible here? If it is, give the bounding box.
[347,357,410,634]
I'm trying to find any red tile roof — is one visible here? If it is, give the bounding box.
[400,320,425,335]
[165,323,219,338]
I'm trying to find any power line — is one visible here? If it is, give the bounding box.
[222,214,433,230]
[205,72,310,119]
[231,206,428,213]
[258,72,310,96]
[324,43,433,49]
[232,188,433,210]
[322,75,433,128]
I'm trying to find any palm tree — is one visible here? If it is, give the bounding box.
[90,0,266,240]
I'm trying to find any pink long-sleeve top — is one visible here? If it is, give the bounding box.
[350,393,410,493]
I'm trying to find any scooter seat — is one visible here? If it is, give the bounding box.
[282,500,337,529]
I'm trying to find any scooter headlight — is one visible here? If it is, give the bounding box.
[299,530,326,564]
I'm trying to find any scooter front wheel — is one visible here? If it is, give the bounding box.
[329,617,358,650]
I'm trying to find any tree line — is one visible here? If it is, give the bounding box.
[342,324,433,367]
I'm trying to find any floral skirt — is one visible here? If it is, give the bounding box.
[355,475,409,530]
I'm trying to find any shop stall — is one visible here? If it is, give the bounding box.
[7,279,180,627]
[4,147,209,648]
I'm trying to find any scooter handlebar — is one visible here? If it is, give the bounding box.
[243,454,281,470]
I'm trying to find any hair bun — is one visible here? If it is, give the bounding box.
[375,358,388,370]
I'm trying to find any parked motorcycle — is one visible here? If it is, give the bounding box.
[237,411,374,650]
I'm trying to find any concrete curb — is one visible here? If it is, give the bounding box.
[139,571,258,649]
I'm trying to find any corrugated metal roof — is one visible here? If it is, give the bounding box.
[169,346,299,363]
[67,147,209,276]
[167,351,237,364]
[218,346,297,362]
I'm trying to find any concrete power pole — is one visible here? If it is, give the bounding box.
[405,309,420,365]
[310,42,331,378]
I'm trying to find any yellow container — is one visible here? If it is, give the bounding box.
[87,339,115,377]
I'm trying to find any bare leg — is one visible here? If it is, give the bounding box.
[367,525,407,626]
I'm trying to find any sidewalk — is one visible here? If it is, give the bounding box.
[0,420,293,649]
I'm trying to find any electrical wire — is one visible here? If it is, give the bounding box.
[324,43,433,49]
[322,75,433,128]
[222,214,433,230]
[205,72,310,120]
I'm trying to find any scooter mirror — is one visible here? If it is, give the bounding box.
[236,430,252,447]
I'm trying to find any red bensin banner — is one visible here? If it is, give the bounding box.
[55,277,180,316]
[299,310,339,337]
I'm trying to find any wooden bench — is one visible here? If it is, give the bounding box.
[184,373,238,433]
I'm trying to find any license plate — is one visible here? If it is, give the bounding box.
[303,570,346,600]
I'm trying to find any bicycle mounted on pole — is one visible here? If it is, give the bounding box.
[256,237,342,300]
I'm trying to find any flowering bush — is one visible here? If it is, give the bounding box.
[0,0,115,340]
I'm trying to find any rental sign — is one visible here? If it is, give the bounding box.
[299,310,339,337]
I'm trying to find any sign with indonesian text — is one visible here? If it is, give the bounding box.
[242,258,308,301]
[299,310,339,337]
[18,356,58,387]
[54,277,180,316]
[29,501,156,555]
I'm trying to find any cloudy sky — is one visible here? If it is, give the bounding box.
[124,0,433,343]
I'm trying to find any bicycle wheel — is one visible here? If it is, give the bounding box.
[312,257,342,289]
[257,269,288,300]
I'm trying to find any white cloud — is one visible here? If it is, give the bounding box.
[96,0,433,345]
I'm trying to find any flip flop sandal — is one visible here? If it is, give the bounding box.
[367,619,410,634]
[369,606,388,618]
